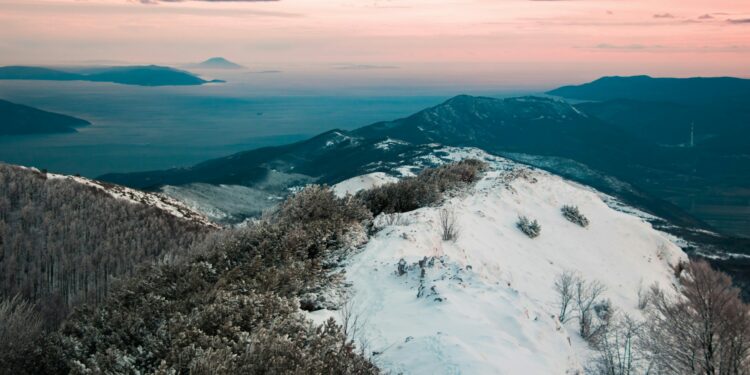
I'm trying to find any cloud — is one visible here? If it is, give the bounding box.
[138,0,279,4]
[590,43,665,50]
[727,18,750,24]
[594,43,645,50]
[653,13,675,19]
[698,14,713,20]
[332,64,398,70]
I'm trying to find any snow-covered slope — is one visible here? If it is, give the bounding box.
[332,172,399,197]
[43,170,218,228]
[311,149,686,374]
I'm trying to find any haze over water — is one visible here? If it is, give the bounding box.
[0,73,530,177]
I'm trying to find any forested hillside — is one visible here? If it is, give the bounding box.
[0,164,213,326]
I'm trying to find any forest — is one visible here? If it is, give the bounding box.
[0,164,213,326]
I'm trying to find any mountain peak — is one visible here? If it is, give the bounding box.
[193,57,244,69]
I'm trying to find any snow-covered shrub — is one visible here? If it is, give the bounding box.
[357,159,487,216]
[439,208,459,241]
[561,205,589,228]
[46,185,379,374]
[357,176,441,215]
[0,295,43,372]
[516,215,541,238]
[636,282,650,310]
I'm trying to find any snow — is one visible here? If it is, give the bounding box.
[332,172,398,197]
[374,138,410,151]
[314,150,687,374]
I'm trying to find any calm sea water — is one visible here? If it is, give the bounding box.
[0,79,464,177]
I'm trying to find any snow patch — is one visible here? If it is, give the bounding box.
[332,172,398,197]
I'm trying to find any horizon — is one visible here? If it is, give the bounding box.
[2,0,749,90]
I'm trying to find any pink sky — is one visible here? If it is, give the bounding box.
[1,0,749,88]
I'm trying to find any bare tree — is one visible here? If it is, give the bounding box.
[575,278,607,339]
[647,260,750,374]
[589,314,650,375]
[555,270,577,323]
[439,208,459,241]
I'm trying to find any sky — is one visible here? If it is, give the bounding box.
[1,0,749,89]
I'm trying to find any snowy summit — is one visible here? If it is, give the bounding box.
[311,148,687,374]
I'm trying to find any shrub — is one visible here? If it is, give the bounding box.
[516,215,541,238]
[439,208,459,242]
[44,185,378,374]
[561,205,589,227]
[357,159,487,216]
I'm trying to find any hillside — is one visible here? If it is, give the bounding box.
[0,99,90,135]
[307,148,687,373]
[98,96,686,230]
[3,157,748,374]
[0,164,215,326]
[548,75,750,104]
[0,65,218,86]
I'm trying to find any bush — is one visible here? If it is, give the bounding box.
[357,159,487,216]
[561,205,589,227]
[43,185,378,374]
[516,216,541,238]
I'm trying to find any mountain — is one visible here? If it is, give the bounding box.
[549,77,750,239]
[97,93,750,287]
[0,65,221,86]
[188,57,244,69]
[548,75,750,104]
[0,99,90,135]
[10,156,714,374]
[98,96,668,225]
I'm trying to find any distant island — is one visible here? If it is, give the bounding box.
[0,99,90,135]
[0,65,223,86]
[186,57,244,70]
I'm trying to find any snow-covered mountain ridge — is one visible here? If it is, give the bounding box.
[310,148,687,374]
[23,167,218,228]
